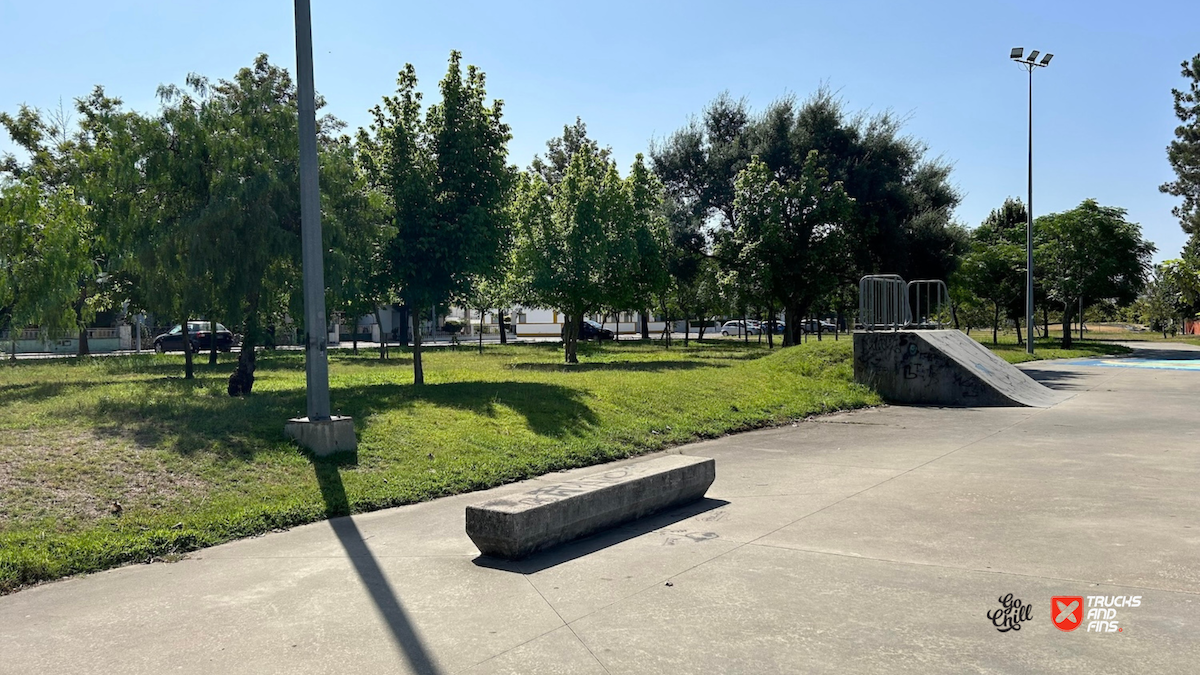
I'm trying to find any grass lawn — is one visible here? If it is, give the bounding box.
[970,331,1134,364]
[0,338,877,593]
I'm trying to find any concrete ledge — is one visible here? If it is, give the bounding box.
[466,455,716,560]
[284,416,357,456]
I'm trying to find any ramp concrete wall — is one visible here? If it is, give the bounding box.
[853,330,1069,408]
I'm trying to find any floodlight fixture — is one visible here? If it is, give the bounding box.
[1026,50,1040,63]
[1040,53,1053,66]
[1010,47,1024,59]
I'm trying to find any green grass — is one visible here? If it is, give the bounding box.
[0,339,877,593]
[970,331,1133,364]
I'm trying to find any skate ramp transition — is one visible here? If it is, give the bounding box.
[853,330,1070,408]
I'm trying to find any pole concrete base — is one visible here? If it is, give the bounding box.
[284,416,357,456]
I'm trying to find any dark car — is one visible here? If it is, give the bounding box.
[799,319,838,334]
[578,319,615,340]
[154,321,235,353]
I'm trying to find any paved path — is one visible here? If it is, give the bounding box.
[3,342,1198,674]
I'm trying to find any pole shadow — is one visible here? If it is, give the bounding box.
[471,497,729,575]
[314,460,442,675]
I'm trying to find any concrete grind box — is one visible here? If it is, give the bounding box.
[853,330,1068,408]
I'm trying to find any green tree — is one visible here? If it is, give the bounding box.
[1,101,113,356]
[653,90,963,296]
[1036,200,1154,347]
[513,145,647,363]
[958,198,1028,343]
[722,152,853,347]
[1161,54,1200,250]
[1138,265,1190,337]
[358,52,513,385]
[0,178,91,358]
[322,135,393,357]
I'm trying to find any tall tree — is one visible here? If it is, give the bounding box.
[0,178,91,357]
[723,152,853,346]
[957,198,1028,343]
[1161,53,1200,250]
[513,146,651,363]
[1036,200,1154,347]
[653,90,964,313]
[1,101,113,356]
[358,52,513,385]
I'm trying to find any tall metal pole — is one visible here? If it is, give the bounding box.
[1025,65,1035,355]
[294,0,331,421]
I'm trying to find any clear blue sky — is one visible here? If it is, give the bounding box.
[2,0,1196,261]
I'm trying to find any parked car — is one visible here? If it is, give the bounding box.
[720,320,760,337]
[577,319,615,341]
[799,319,838,334]
[154,321,235,353]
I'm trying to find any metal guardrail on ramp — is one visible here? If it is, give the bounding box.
[858,275,952,330]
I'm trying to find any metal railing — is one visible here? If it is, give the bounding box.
[858,275,910,330]
[907,279,952,329]
[858,275,952,331]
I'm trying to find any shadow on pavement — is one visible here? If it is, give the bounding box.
[1020,368,1094,390]
[471,497,729,575]
[315,460,442,675]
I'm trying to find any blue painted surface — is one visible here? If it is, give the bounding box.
[1072,358,1200,371]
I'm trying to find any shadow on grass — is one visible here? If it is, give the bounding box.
[508,360,723,373]
[473,497,729,574]
[0,381,74,406]
[314,461,442,674]
[79,379,596,460]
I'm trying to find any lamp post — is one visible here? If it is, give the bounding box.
[284,0,356,455]
[1010,47,1053,355]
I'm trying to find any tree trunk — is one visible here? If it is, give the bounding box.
[499,309,508,345]
[227,296,260,395]
[374,308,388,359]
[209,317,218,365]
[411,309,425,384]
[698,317,707,342]
[1042,306,1049,338]
[478,308,485,355]
[782,306,796,347]
[640,309,650,340]
[1015,316,1023,345]
[1061,301,1074,349]
[75,286,90,357]
[563,313,579,364]
[181,314,195,380]
[992,304,1000,345]
[683,311,690,347]
[766,303,775,350]
[741,311,748,344]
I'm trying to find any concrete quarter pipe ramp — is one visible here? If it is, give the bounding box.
[853,330,1070,408]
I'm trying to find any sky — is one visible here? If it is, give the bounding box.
[1,0,1197,261]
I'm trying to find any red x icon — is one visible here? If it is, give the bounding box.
[1052,596,1084,631]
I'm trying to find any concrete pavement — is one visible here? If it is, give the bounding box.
[2,341,1198,673]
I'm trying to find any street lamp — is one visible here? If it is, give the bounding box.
[1011,47,1053,355]
[284,0,356,455]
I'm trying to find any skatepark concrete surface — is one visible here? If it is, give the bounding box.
[2,341,1198,674]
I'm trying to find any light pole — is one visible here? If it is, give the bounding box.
[284,0,356,455]
[1010,47,1052,355]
